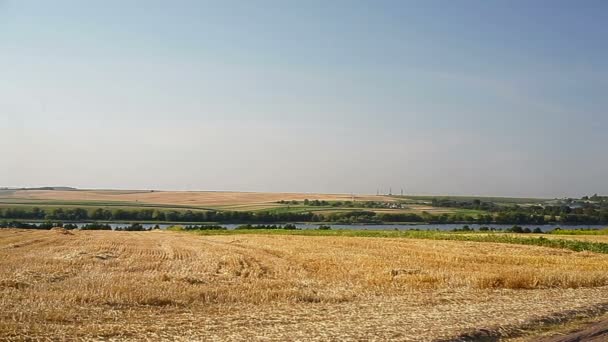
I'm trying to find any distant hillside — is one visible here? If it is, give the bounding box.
[0,186,77,191]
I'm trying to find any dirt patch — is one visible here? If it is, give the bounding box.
[94,252,116,260]
[538,319,608,342]
[0,279,31,289]
[50,227,73,235]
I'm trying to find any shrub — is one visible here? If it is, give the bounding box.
[81,223,112,230]
[452,225,474,232]
[507,225,524,233]
[184,225,226,230]
[115,223,148,231]
[235,224,299,230]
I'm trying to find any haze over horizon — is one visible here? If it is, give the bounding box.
[0,186,598,201]
[2,1,607,198]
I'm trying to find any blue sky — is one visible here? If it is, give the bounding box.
[1,1,607,197]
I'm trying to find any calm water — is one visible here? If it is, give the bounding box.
[35,222,608,232]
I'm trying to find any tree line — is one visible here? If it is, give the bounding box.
[1,203,607,225]
[430,198,608,224]
[0,221,152,231]
[277,199,402,209]
[0,207,321,223]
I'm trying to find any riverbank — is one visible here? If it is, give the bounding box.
[2,220,607,232]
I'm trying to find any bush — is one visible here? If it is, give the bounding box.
[235,224,300,230]
[183,225,226,230]
[80,223,112,230]
[115,223,148,231]
[452,225,474,232]
[507,225,524,233]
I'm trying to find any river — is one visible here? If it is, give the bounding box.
[33,222,607,232]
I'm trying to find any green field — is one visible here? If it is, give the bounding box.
[397,195,550,205]
[2,189,603,226]
[0,196,489,216]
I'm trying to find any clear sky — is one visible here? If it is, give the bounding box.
[1,0,607,197]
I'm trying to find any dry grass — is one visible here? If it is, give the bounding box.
[1,229,608,340]
[537,233,608,243]
[504,313,608,341]
[472,233,608,244]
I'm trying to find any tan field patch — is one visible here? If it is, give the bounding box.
[1,229,608,340]
[370,208,455,214]
[405,204,463,214]
[3,189,392,208]
[214,203,286,211]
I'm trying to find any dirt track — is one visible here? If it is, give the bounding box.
[539,319,608,342]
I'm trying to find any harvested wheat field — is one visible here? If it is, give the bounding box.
[1,229,608,341]
[2,189,389,208]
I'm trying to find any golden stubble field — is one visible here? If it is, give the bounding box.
[2,190,390,207]
[0,189,468,214]
[1,229,608,341]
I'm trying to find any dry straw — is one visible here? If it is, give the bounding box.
[1,229,608,340]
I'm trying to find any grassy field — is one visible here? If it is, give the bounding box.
[399,195,549,205]
[1,228,608,340]
[521,233,608,244]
